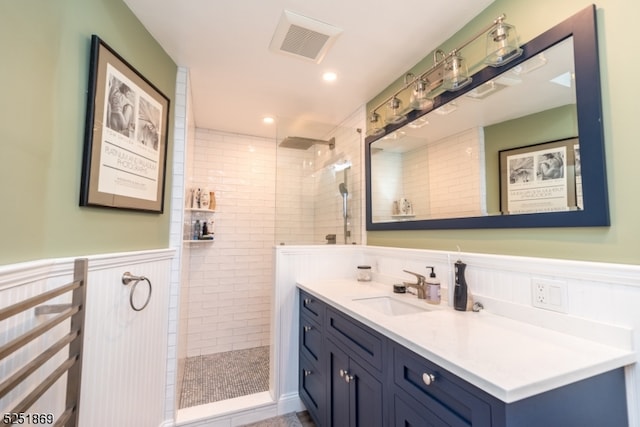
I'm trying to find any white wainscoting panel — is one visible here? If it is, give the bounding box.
[79,249,174,427]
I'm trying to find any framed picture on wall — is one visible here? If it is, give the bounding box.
[80,35,170,213]
[499,137,580,215]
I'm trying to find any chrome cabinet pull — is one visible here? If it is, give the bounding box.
[339,369,354,383]
[304,298,313,304]
[303,325,312,332]
[304,369,312,376]
[422,372,436,386]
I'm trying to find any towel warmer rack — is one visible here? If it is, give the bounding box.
[0,258,88,426]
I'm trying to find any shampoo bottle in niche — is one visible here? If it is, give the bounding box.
[454,260,472,311]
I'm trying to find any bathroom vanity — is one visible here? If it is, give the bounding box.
[297,280,633,427]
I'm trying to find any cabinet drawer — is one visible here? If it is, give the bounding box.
[300,313,323,365]
[392,343,492,426]
[326,307,384,371]
[393,385,472,427]
[299,289,325,323]
[299,353,325,426]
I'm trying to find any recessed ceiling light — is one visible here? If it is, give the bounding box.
[263,116,275,124]
[322,71,337,82]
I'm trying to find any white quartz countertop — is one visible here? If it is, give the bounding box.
[297,279,636,403]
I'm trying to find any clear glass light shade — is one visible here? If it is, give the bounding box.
[409,79,434,110]
[385,97,407,125]
[443,53,472,91]
[366,112,385,137]
[485,21,523,67]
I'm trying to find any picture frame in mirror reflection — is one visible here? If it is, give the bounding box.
[499,137,581,215]
[80,35,170,213]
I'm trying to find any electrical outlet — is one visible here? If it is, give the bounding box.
[531,278,568,313]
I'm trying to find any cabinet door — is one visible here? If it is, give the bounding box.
[327,338,351,427]
[326,337,384,427]
[349,357,383,427]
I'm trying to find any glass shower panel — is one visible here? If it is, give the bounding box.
[275,117,362,245]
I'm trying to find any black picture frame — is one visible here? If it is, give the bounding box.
[80,35,170,213]
[499,137,580,215]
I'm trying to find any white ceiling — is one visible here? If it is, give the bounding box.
[122,0,494,139]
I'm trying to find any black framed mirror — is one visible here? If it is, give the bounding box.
[365,5,608,230]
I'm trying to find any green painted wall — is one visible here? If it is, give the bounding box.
[367,0,640,265]
[0,0,177,265]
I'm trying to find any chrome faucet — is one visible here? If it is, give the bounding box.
[403,270,427,299]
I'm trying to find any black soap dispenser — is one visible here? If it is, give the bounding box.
[453,260,468,311]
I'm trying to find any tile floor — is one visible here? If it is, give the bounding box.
[240,411,315,427]
[179,346,270,408]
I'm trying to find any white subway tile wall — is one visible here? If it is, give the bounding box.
[371,127,485,221]
[185,130,276,357]
[427,127,486,218]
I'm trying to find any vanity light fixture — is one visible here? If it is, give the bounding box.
[442,50,472,91]
[406,73,435,110]
[385,97,407,125]
[485,15,523,67]
[366,13,521,138]
[366,112,385,137]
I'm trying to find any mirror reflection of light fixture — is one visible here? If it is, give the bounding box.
[443,50,471,91]
[433,102,458,116]
[485,16,523,67]
[407,116,429,129]
[385,97,407,125]
[366,112,385,137]
[382,130,406,141]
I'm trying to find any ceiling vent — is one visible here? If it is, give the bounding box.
[269,10,342,63]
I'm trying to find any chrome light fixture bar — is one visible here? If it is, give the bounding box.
[368,13,522,135]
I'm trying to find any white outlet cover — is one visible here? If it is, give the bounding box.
[531,278,568,313]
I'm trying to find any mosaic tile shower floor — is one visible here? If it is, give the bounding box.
[179,346,270,408]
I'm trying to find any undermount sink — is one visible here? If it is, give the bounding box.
[352,296,430,316]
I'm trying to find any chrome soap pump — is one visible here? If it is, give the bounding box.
[454,259,472,311]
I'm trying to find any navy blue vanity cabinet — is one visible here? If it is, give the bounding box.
[298,287,628,427]
[391,340,629,427]
[299,290,326,426]
[391,342,494,426]
[325,306,386,427]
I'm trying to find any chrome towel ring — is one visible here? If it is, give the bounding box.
[121,272,152,311]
